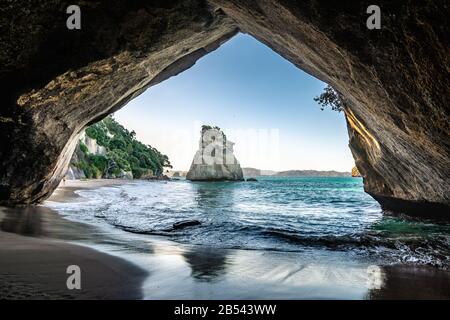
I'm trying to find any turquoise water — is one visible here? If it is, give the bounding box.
[47,177,450,269]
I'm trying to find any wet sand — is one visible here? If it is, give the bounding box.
[48,179,133,202]
[0,179,145,300]
[0,231,146,299]
[1,179,450,300]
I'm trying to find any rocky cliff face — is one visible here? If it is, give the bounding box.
[65,166,85,180]
[79,132,107,157]
[210,0,450,218]
[352,166,362,178]
[67,131,134,180]
[66,140,86,180]
[187,126,244,181]
[0,0,237,204]
[0,1,448,218]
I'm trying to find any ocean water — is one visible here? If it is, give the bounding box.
[47,177,450,269]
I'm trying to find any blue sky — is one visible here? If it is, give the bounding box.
[115,33,354,171]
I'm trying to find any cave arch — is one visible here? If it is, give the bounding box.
[0,1,449,218]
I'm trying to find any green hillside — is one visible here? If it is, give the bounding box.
[72,116,171,179]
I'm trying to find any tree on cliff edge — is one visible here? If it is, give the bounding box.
[314,85,345,112]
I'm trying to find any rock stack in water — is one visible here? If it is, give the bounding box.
[186,126,244,181]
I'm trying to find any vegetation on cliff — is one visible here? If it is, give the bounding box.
[314,85,345,112]
[72,116,171,179]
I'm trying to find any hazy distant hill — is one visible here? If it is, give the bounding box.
[274,170,351,177]
[243,167,350,177]
[242,167,276,176]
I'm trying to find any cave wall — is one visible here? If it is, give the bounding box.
[211,0,450,217]
[0,0,237,204]
[0,1,449,217]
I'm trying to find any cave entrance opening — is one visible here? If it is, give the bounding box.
[69,33,355,182]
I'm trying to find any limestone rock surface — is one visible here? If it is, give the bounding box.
[186,126,243,181]
[0,1,448,218]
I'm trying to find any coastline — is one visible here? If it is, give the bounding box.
[0,231,146,299]
[0,178,146,300]
[1,179,449,300]
[48,179,134,202]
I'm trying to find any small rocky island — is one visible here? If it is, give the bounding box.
[186,126,244,181]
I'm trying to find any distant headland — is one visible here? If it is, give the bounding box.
[242,167,352,177]
[168,167,355,178]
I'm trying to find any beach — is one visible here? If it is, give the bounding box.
[49,179,133,202]
[0,231,146,299]
[0,180,146,300]
[1,179,449,300]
